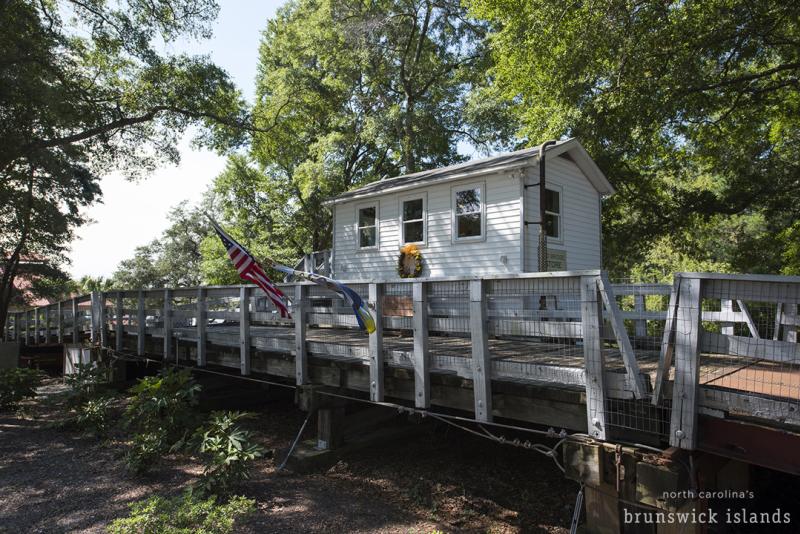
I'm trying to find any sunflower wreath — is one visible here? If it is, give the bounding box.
[397,244,423,278]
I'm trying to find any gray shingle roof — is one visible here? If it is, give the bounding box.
[331,139,575,203]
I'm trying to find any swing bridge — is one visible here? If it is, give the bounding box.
[5,270,800,531]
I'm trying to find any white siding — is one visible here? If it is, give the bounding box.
[333,172,523,279]
[523,156,602,271]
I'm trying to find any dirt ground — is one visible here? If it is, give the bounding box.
[0,378,578,534]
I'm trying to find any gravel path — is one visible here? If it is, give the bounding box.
[0,379,576,533]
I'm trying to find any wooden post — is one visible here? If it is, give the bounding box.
[72,297,80,344]
[470,279,492,422]
[163,289,172,359]
[294,284,307,385]
[317,407,346,450]
[413,281,430,408]
[89,291,101,344]
[580,275,606,440]
[33,308,39,345]
[14,312,20,342]
[137,291,145,356]
[721,299,734,336]
[196,287,207,366]
[239,286,251,375]
[774,303,783,341]
[368,283,384,402]
[43,306,50,343]
[634,294,647,338]
[57,302,63,343]
[653,276,680,405]
[669,277,702,449]
[784,304,797,343]
[115,292,124,352]
[99,293,108,347]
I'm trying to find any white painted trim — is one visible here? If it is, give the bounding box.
[355,200,379,251]
[451,180,487,244]
[398,191,427,246]
[544,183,564,245]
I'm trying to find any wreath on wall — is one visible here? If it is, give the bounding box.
[397,244,423,278]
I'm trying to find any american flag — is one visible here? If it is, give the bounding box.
[209,219,291,319]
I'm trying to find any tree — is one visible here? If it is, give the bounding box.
[0,0,251,327]
[471,0,800,275]
[199,0,497,283]
[112,205,212,289]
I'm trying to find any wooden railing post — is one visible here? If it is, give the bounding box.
[413,281,430,408]
[43,306,50,343]
[33,308,39,345]
[721,299,734,336]
[57,302,63,343]
[581,275,607,439]
[239,286,251,375]
[72,297,80,344]
[15,312,21,342]
[470,279,492,422]
[294,284,307,385]
[163,289,172,359]
[669,277,702,449]
[137,291,145,356]
[634,294,647,337]
[115,292,124,352]
[196,288,207,366]
[368,283,384,402]
[99,293,108,347]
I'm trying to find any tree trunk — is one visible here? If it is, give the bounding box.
[403,96,415,173]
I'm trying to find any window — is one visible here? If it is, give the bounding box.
[357,204,377,248]
[544,188,561,240]
[401,196,425,244]
[453,183,484,241]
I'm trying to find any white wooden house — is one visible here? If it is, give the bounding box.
[328,138,614,279]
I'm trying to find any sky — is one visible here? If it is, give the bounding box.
[68,0,285,279]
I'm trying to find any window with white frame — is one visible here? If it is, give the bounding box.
[453,183,484,241]
[401,196,425,244]
[357,204,378,248]
[544,187,561,240]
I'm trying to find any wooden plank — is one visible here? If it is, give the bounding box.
[700,331,799,363]
[368,283,384,401]
[294,284,307,384]
[597,273,646,398]
[197,288,207,366]
[634,294,647,337]
[137,291,145,356]
[99,293,108,347]
[413,282,430,408]
[470,279,492,422]
[702,278,800,304]
[774,303,784,341]
[580,275,606,439]
[653,276,680,405]
[163,289,173,360]
[698,387,800,426]
[239,286,251,375]
[669,277,702,449]
[736,299,760,339]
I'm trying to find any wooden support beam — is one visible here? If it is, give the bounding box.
[115,292,124,352]
[137,291,145,356]
[785,303,797,343]
[413,282,430,408]
[99,293,107,347]
[197,287,207,366]
[239,286,251,375]
[163,289,173,360]
[72,298,80,344]
[368,283,384,402]
[57,302,63,343]
[43,306,50,343]
[597,273,646,398]
[15,312,21,342]
[736,299,760,339]
[294,284,307,385]
[470,279,492,422]
[580,275,606,439]
[653,276,680,405]
[33,308,39,345]
[774,303,783,341]
[669,277,702,449]
[317,407,346,450]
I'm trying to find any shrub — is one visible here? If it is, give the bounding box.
[107,492,254,534]
[192,411,265,496]
[124,368,201,473]
[75,396,116,436]
[0,367,43,411]
[64,362,109,407]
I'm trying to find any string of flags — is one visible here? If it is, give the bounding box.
[207,215,376,334]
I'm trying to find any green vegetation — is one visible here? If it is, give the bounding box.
[191,411,265,496]
[0,367,43,411]
[124,369,202,473]
[107,492,255,534]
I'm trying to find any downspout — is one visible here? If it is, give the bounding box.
[538,140,558,272]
